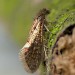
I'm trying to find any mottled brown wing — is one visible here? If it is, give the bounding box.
[19,8,49,73]
[19,21,44,73]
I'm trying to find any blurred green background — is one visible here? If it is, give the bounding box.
[1,0,75,46]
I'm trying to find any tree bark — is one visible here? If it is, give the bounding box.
[39,0,75,75]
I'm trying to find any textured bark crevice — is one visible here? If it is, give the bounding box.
[51,24,75,75]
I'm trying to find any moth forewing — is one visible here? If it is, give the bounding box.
[19,8,50,73]
[19,22,43,73]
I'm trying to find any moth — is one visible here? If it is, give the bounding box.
[19,8,50,73]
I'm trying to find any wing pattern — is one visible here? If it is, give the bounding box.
[19,8,50,73]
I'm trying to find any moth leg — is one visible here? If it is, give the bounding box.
[44,24,50,32]
[43,19,50,32]
[43,45,51,75]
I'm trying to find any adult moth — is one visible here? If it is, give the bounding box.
[19,8,50,73]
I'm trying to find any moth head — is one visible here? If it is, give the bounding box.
[36,8,50,19]
[40,8,50,15]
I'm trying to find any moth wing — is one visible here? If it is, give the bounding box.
[19,30,44,73]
